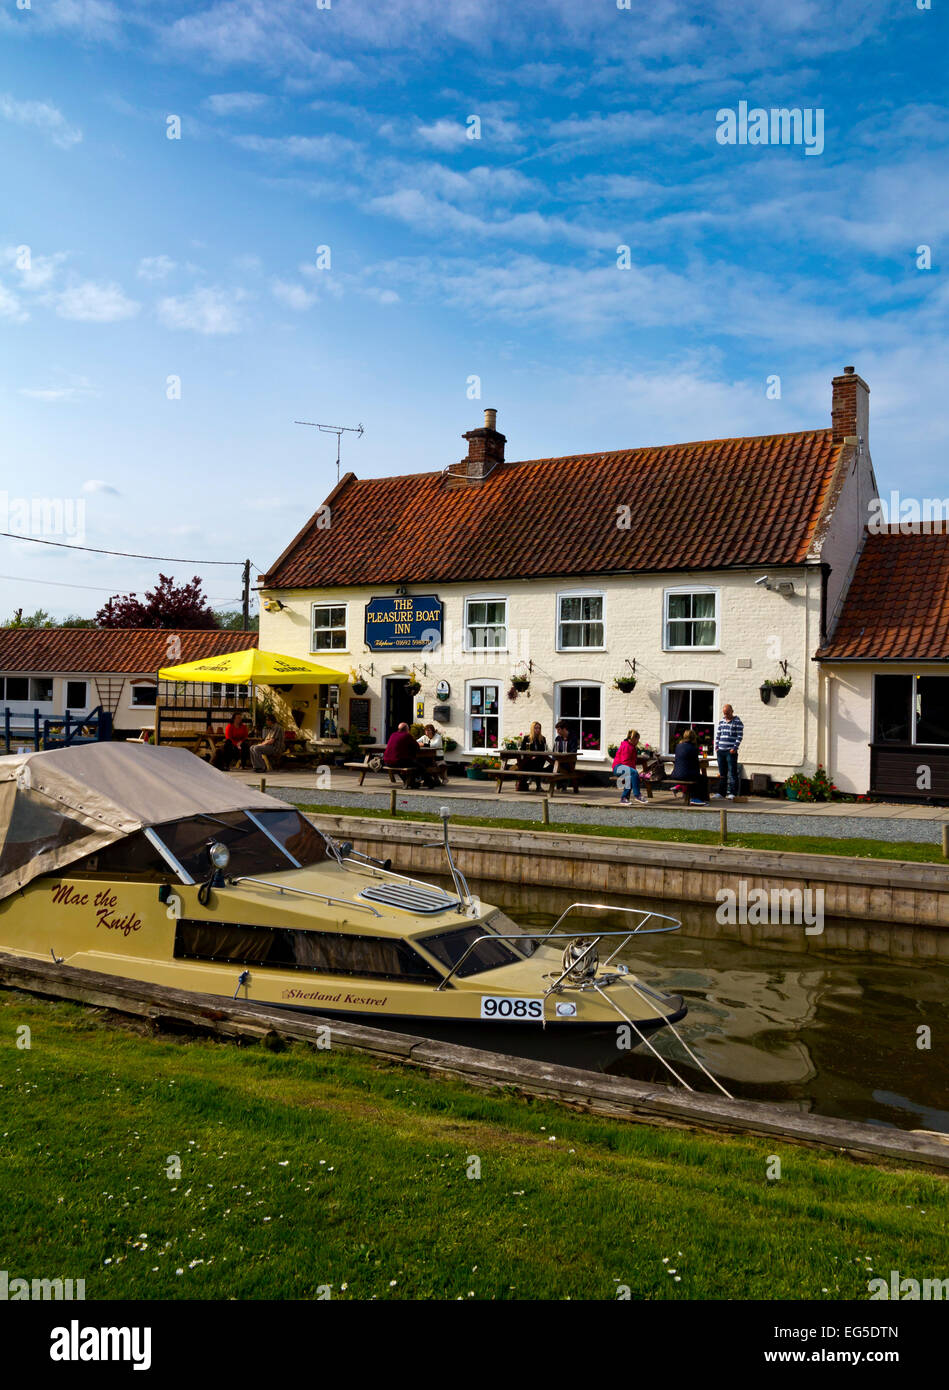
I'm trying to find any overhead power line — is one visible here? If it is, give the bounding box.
[0,532,242,565]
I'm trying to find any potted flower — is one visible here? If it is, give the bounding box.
[502,735,522,750]
[607,743,619,758]
[784,772,814,802]
[350,668,368,696]
[406,670,421,696]
[509,664,531,696]
[613,674,637,693]
[768,676,792,699]
[467,755,501,780]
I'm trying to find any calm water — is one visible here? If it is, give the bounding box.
[442,875,949,1134]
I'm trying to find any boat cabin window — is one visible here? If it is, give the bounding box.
[77,832,172,878]
[173,920,440,984]
[155,809,331,880]
[420,922,524,978]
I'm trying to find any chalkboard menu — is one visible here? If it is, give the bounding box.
[348,696,371,736]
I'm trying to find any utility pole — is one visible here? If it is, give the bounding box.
[294,420,364,483]
[241,559,251,630]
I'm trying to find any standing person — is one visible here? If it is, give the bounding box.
[713,702,744,800]
[672,729,709,805]
[517,721,547,792]
[223,710,251,769]
[612,729,648,805]
[250,714,285,772]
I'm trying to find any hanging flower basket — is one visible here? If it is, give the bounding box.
[406,680,421,696]
[760,683,772,704]
[769,678,792,699]
[613,677,637,693]
[510,676,531,693]
[351,680,368,696]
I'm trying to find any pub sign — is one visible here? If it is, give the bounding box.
[364,594,444,651]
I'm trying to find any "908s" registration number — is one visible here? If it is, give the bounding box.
[480,996,544,1021]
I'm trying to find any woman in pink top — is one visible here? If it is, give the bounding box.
[612,729,648,805]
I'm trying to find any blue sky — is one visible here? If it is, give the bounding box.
[1,0,946,621]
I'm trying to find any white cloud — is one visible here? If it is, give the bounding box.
[157,287,246,334]
[271,279,317,311]
[2,247,69,290]
[203,91,269,116]
[0,284,27,323]
[0,94,82,149]
[56,281,140,322]
[82,479,120,494]
[137,254,177,281]
[234,132,360,161]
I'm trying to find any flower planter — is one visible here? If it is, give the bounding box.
[614,679,637,693]
[759,684,772,704]
[770,685,791,699]
[406,683,421,697]
[351,681,368,695]
[466,767,486,780]
[785,785,799,800]
[510,680,530,694]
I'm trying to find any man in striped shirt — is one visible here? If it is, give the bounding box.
[714,704,743,799]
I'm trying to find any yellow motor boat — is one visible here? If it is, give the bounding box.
[0,744,691,1053]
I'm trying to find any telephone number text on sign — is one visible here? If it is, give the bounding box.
[480,996,543,1020]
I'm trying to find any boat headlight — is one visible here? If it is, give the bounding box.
[208,841,231,871]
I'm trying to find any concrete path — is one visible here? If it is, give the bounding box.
[230,767,949,845]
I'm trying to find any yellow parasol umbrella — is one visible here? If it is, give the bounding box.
[158,648,348,684]
[157,648,348,736]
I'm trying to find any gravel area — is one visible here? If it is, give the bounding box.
[267,785,948,846]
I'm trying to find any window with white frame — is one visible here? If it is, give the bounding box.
[1,677,28,702]
[131,682,157,708]
[663,684,716,754]
[555,682,603,755]
[557,593,605,650]
[465,598,507,651]
[664,588,719,649]
[29,677,53,703]
[874,674,949,746]
[311,603,347,652]
[466,681,500,751]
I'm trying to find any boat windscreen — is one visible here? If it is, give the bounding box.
[420,921,524,978]
[250,809,331,867]
[155,809,327,879]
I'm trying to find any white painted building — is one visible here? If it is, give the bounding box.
[258,369,879,788]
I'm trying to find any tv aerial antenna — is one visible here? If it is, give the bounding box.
[294,420,364,482]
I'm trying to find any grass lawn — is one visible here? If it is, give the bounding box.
[1,990,946,1301]
[299,802,949,866]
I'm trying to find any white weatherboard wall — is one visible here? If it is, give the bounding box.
[260,565,823,776]
[0,672,160,735]
[822,662,949,795]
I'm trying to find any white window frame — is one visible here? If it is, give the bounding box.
[464,678,502,755]
[130,681,157,709]
[661,681,718,755]
[872,672,949,749]
[1,676,29,703]
[554,679,605,760]
[310,601,348,654]
[29,677,54,704]
[663,586,720,651]
[556,589,606,652]
[464,595,508,654]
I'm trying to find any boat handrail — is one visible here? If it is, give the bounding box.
[432,919,679,991]
[227,876,382,917]
[538,903,680,968]
[338,858,459,902]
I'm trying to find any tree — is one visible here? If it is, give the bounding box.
[4,608,57,628]
[214,609,259,632]
[96,574,218,630]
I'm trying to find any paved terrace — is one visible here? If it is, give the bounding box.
[230,766,949,846]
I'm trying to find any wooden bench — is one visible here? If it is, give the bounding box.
[345,761,439,788]
[492,768,581,796]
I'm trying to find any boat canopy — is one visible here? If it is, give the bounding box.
[0,743,288,901]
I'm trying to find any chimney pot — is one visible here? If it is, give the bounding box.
[484,408,497,430]
[844,365,855,375]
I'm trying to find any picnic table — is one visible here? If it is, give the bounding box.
[637,751,718,799]
[346,745,447,787]
[492,749,581,796]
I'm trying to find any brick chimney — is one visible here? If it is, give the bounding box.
[831,365,870,446]
[461,408,506,481]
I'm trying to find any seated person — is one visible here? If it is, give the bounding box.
[250,714,285,772]
[517,721,547,791]
[612,729,647,805]
[552,721,578,755]
[417,723,443,751]
[383,723,438,789]
[218,710,251,769]
[671,729,709,805]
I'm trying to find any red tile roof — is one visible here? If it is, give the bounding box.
[0,628,258,675]
[263,429,842,588]
[818,528,949,661]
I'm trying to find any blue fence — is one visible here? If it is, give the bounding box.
[2,706,113,754]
